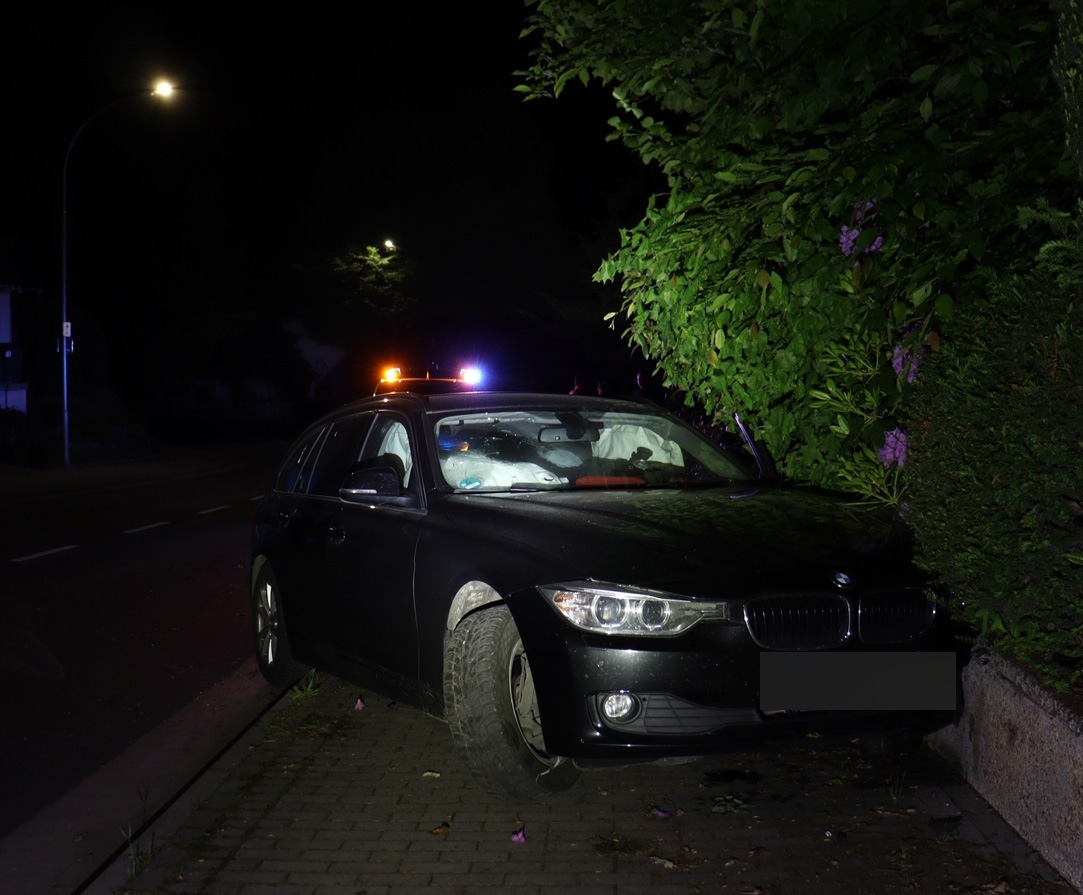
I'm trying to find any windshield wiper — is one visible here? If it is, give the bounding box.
[734,412,779,480]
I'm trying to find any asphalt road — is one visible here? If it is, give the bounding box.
[0,441,283,837]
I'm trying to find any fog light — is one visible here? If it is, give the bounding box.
[601,692,640,723]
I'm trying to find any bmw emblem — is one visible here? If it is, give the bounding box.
[833,571,853,587]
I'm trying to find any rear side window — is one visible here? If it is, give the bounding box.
[275,426,327,493]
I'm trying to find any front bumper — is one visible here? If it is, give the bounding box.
[507,589,962,761]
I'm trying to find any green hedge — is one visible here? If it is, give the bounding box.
[902,209,1083,689]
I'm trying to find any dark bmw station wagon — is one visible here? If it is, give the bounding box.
[250,390,961,799]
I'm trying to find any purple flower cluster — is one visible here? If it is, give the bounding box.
[839,225,861,257]
[839,200,884,258]
[891,345,921,382]
[878,427,908,468]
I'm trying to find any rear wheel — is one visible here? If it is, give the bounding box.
[251,561,308,687]
[444,605,580,799]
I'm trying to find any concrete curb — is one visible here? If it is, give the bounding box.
[0,660,281,895]
[929,653,1083,893]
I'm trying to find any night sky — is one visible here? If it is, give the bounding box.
[0,4,661,438]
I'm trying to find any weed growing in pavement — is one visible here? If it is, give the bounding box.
[122,825,155,878]
[290,669,321,700]
[265,674,355,742]
[708,793,748,814]
[888,765,908,803]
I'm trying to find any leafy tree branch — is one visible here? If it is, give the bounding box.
[520,0,1073,499]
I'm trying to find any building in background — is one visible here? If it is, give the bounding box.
[0,286,28,413]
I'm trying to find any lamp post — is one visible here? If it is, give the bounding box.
[60,80,173,466]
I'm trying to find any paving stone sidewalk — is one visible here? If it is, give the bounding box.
[104,675,1071,895]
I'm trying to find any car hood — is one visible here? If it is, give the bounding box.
[441,484,919,598]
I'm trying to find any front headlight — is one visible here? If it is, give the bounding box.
[539,583,727,636]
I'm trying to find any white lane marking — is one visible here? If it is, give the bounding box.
[10,498,245,562]
[11,545,79,563]
[124,521,171,534]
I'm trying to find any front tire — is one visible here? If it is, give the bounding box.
[444,605,580,799]
[251,560,308,688]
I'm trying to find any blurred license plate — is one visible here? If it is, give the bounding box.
[759,652,956,712]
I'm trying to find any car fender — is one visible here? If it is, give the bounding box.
[446,580,503,632]
[415,515,584,701]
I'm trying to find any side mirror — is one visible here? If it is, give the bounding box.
[339,467,401,500]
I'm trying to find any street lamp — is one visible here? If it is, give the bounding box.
[60,79,174,465]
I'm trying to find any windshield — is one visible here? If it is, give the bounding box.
[432,407,753,491]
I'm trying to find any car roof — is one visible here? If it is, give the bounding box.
[421,392,647,412]
[331,390,652,419]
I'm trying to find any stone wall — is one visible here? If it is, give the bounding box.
[929,652,1083,893]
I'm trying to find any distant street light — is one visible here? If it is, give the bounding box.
[60,80,174,465]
